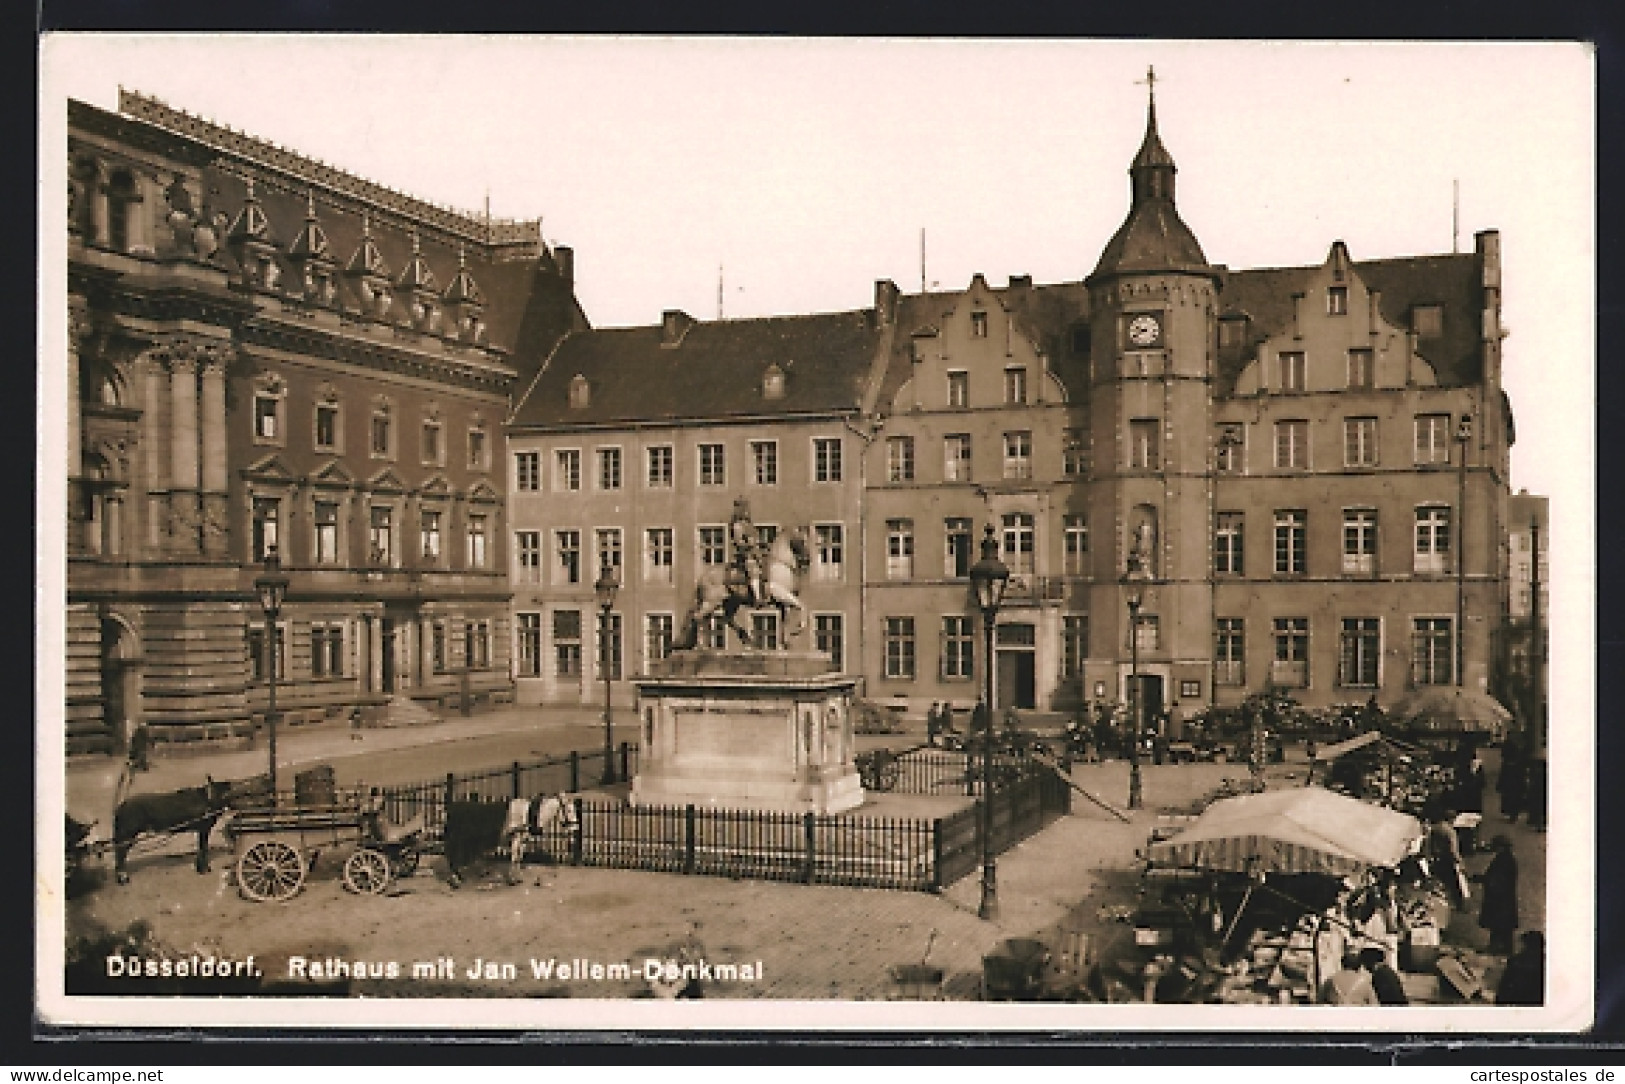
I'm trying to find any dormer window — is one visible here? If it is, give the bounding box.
[1219,316,1248,348]
[762,364,785,400]
[970,311,989,338]
[1412,305,1444,339]
[1327,286,1349,316]
[569,374,590,410]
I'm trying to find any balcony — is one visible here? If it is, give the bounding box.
[1001,574,1067,605]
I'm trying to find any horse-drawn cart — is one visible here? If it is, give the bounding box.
[227,801,425,901]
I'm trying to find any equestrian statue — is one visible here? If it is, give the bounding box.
[675,498,809,651]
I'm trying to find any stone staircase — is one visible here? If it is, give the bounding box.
[356,694,445,730]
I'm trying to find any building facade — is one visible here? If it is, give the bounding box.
[65,91,584,751]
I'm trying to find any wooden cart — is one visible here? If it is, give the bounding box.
[226,801,425,902]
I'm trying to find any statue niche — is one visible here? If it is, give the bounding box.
[1128,504,1159,579]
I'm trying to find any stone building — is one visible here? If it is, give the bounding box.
[64,91,584,751]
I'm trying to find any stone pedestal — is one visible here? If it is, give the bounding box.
[631,649,863,814]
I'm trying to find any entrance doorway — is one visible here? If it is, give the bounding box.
[99,616,140,748]
[1129,673,1165,733]
[996,623,1037,710]
[380,618,396,694]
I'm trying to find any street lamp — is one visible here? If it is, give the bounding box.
[1126,589,1143,811]
[968,524,1010,922]
[254,548,289,804]
[595,567,620,786]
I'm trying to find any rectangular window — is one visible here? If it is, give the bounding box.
[1273,510,1306,576]
[971,311,989,338]
[1342,508,1377,575]
[432,622,446,673]
[314,404,338,450]
[514,451,540,491]
[943,434,972,483]
[813,524,844,582]
[1001,512,1035,575]
[646,613,674,664]
[466,514,488,568]
[368,505,393,566]
[251,497,280,562]
[464,621,491,670]
[750,440,778,486]
[555,529,582,585]
[941,616,974,680]
[1347,349,1374,389]
[1129,419,1160,471]
[1132,614,1160,653]
[1279,351,1306,393]
[310,623,344,679]
[1339,618,1380,688]
[1414,413,1452,464]
[698,443,726,486]
[647,445,674,488]
[596,527,623,581]
[314,500,339,565]
[946,371,968,408]
[1004,367,1027,404]
[698,526,726,568]
[813,437,842,483]
[254,394,279,440]
[944,517,973,579]
[468,429,488,471]
[1062,616,1088,681]
[1063,430,1088,477]
[645,527,674,584]
[887,436,915,483]
[421,422,442,466]
[370,411,391,457]
[751,612,780,651]
[1328,285,1349,315]
[595,613,623,682]
[1215,618,1245,686]
[1003,430,1033,480]
[884,617,916,679]
[556,449,581,491]
[1344,417,1379,467]
[516,530,541,584]
[1274,420,1309,470]
[1414,505,1451,574]
[1216,424,1244,473]
[516,613,542,678]
[246,625,286,683]
[1413,305,1444,338]
[420,509,443,563]
[554,610,582,678]
[701,614,727,651]
[1411,617,1454,685]
[886,519,914,580]
[597,447,622,491]
[1272,616,1310,688]
[814,614,844,671]
[1063,515,1088,575]
[1215,512,1244,575]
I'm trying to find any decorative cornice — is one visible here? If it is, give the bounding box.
[238,316,515,396]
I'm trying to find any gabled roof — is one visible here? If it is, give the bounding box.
[510,308,885,429]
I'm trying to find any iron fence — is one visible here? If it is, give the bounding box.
[378,742,637,834]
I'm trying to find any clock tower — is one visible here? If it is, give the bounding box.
[1083,77,1223,732]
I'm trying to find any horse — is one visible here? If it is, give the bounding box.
[112,774,264,883]
[675,527,809,650]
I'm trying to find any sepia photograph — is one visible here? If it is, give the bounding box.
[36,36,1594,1032]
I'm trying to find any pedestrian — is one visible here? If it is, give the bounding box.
[940,702,956,746]
[1456,752,1486,815]
[1495,930,1545,1006]
[1319,952,1379,1005]
[925,702,942,747]
[1524,756,1548,831]
[1498,738,1527,822]
[128,724,151,773]
[1358,946,1408,1005]
[1426,814,1468,909]
[1473,834,1520,955]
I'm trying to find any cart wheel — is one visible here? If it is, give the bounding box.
[343,848,392,895]
[237,841,307,902]
[393,845,421,879]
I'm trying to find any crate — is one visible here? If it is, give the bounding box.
[295,764,338,806]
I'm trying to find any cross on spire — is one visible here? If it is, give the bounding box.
[1136,65,1158,105]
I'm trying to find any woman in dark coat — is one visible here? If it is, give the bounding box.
[1496,930,1544,1005]
[1475,835,1521,955]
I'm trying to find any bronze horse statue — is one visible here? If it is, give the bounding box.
[675,527,809,650]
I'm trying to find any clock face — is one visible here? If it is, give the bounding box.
[1127,314,1162,347]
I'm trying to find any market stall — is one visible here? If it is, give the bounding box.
[1307,731,1450,815]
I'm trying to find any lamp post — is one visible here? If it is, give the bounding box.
[1126,589,1143,811]
[595,568,620,786]
[1455,413,1472,687]
[254,549,289,804]
[968,524,1010,922]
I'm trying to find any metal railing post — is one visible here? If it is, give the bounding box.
[803,811,816,884]
[684,804,697,874]
[569,750,580,793]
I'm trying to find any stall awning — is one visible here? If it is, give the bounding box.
[1312,730,1421,763]
[1146,786,1424,877]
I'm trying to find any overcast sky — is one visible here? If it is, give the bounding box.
[42,36,1591,505]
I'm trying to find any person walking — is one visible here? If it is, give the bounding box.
[1524,755,1549,831]
[925,702,942,748]
[1358,946,1408,1005]
[1427,814,1468,909]
[1496,930,1545,1006]
[1474,834,1521,955]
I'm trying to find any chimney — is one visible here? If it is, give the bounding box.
[661,309,695,347]
[874,279,899,327]
[554,245,574,287]
[1008,274,1032,290]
